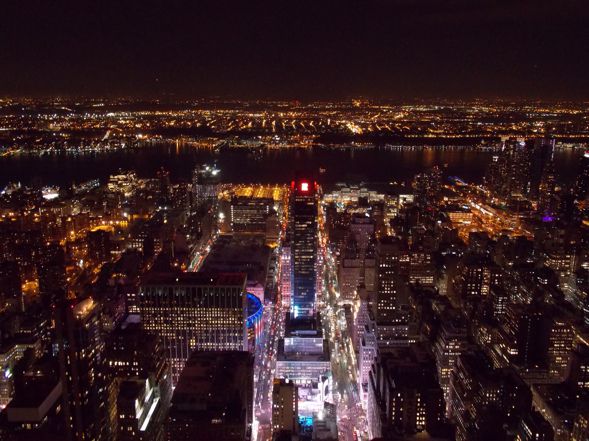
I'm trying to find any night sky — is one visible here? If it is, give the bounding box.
[2,0,589,100]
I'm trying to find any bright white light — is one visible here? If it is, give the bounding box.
[42,192,59,200]
[140,397,160,431]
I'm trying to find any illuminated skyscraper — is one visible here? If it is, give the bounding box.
[537,158,558,219]
[138,272,248,385]
[87,228,112,264]
[574,151,589,202]
[54,296,112,441]
[433,316,469,408]
[156,167,171,207]
[375,236,411,348]
[338,235,362,302]
[530,137,555,199]
[272,379,298,436]
[290,178,317,318]
[192,164,221,209]
[280,238,292,309]
[367,346,445,438]
[499,303,550,369]
[230,196,272,233]
[413,166,442,207]
[487,138,532,198]
[449,351,532,441]
[106,322,172,441]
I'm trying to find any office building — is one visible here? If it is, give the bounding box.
[36,243,67,306]
[488,138,532,198]
[192,164,221,209]
[106,321,172,441]
[338,235,362,303]
[375,237,405,321]
[367,345,445,439]
[358,321,378,407]
[491,284,510,320]
[573,151,589,201]
[138,272,248,384]
[537,158,558,219]
[280,241,292,309]
[230,196,272,233]
[454,254,501,300]
[272,380,298,437]
[349,214,375,251]
[166,351,253,441]
[450,351,532,441]
[516,410,555,441]
[87,228,113,264]
[434,316,469,408]
[54,296,112,441]
[276,316,330,385]
[290,178,317,318]
[199,234,271,303]
[353,285,373,350]
[409,244,435,287]
[499,303,550,370]
[2,360,64,440]
[413,166,443,207]
[375,236,411,348]
[572,412,589,441]
[547,317,574,381]
[530,138,555,200]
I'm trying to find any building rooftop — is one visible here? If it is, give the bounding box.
[200,234,271,285]
[277,339,330,362]
[6,376,62,423]
[170,351,253,423]
[118,379,146,402]
[285,314,323,337]
[142,271,247,287]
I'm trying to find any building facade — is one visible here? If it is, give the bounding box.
[138,272,248,384]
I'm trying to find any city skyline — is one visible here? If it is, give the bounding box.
[2,2,589,441]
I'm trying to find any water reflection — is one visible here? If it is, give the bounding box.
[0,144,583,187]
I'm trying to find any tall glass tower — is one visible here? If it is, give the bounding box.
[290,178,318,317]
[574,151,589,202]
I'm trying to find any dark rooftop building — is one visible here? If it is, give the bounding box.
[166,351,254,441]
[367,344,446,439]
[0,358,66,441]
[141,270,247,287]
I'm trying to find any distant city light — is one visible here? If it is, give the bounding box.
[42,186,60,200]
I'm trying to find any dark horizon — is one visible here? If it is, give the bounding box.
[3,0,589,101]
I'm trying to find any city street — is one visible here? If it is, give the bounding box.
[253,301,285,441]
[318,202,368,441]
